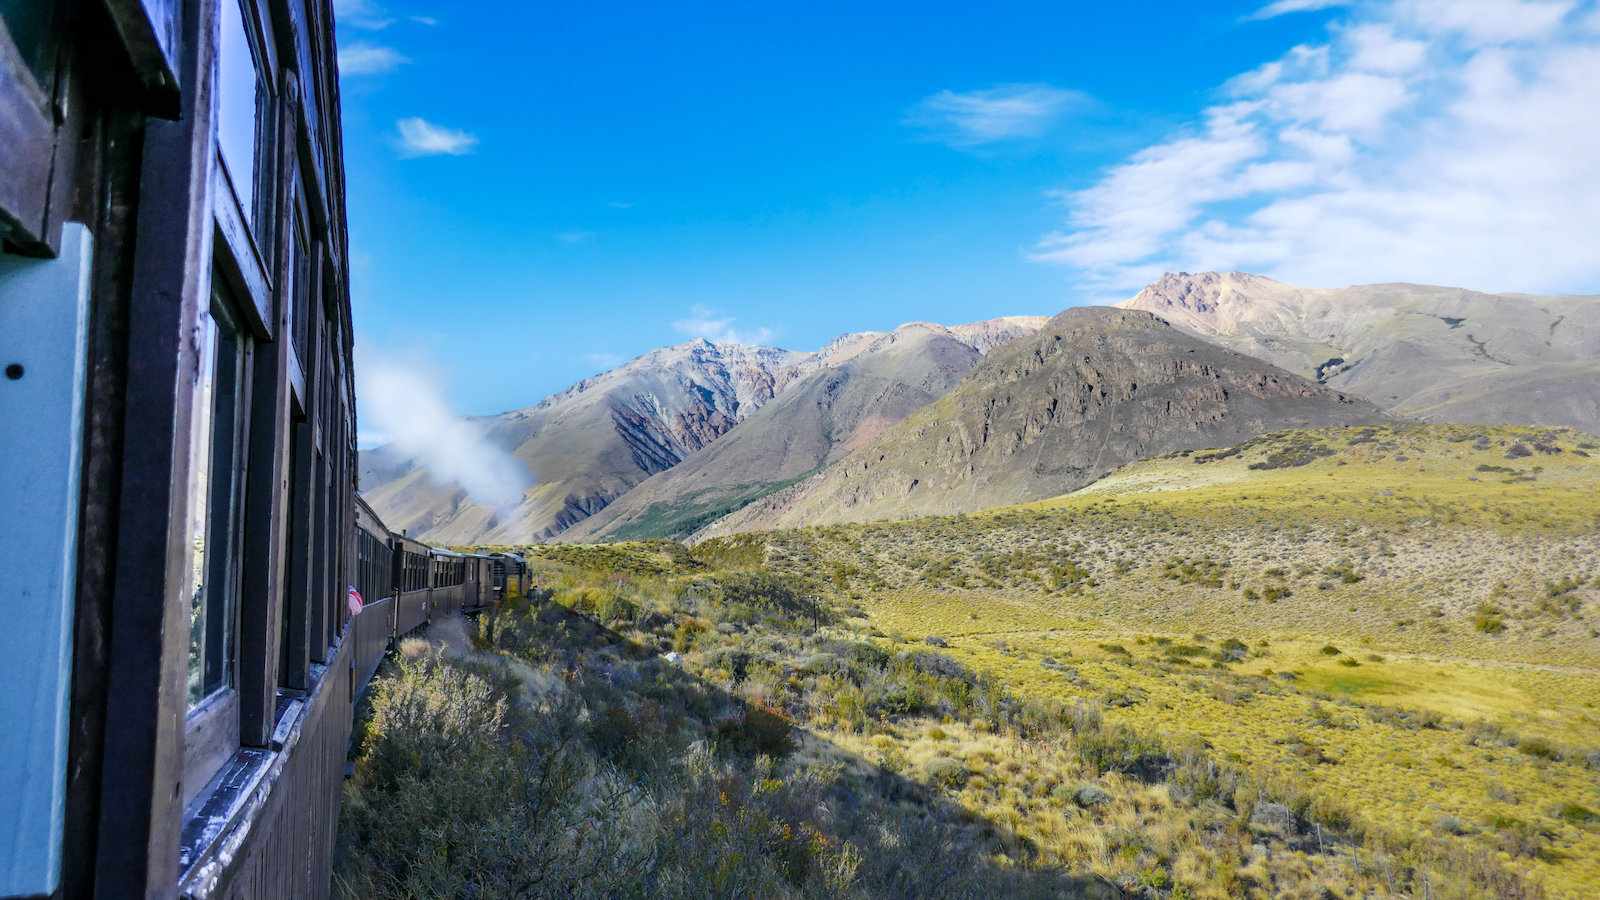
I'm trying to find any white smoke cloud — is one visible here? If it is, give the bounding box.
[360,359,531,510]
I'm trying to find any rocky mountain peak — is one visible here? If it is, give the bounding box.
[1126,271,1280,316]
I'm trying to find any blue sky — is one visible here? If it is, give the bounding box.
[334,0,1600,423]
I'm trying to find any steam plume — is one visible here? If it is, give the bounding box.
[360,360,532,510]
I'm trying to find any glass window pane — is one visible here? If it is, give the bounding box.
[202,314,245,697]
[185,311,221,708]
[186,293,246,710]
[217,0,260,220]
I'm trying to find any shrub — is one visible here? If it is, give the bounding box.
[1473,604,1506,635]
[1216,638,1249,662]
[714,700,795,757]
[1517,736,1561,761]
[1555,802,1598,825]
[1076,725,1170,779]
[924,756,970,790]
[674,617,709,652]
[1319,644,1342,656]
[1069,782,1112,808]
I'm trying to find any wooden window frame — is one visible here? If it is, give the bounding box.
[211,0,276,302]
[179,279,255,811]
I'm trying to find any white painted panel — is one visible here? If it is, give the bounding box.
[0,223,93,896]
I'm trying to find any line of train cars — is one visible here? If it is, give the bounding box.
[351,497,528,684]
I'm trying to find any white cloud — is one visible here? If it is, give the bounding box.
[333,0,393,30]
[1391,0,1575,45]
[555,230,595,245]
[1033,0,1600,296]
[1341,24,1428,73]
[338,42,407,76]
[395,117,478,157]
[583,352,624,370]
[671,305,774,346]
[410,15,438,26]
[359,360,531,509]
[1247,0,1348,21]
[907,83,1090,148]
[1267,71,1411,134]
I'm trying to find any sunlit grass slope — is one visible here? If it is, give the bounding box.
[739,424,1600,897]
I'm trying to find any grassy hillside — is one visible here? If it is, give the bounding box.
[737,424,1600,896]
[339,424,1600,897]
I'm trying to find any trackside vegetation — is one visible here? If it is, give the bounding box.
[336,426,1599,897]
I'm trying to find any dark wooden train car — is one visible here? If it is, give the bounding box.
[428,547,466,617]
[351,497,396,696]
[391,534,433,637]
[458,553,485,612]
[490,552,529,600]
[0,0,382,896]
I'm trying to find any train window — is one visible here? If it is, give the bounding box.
[217,0,263,224]
[185,289,249,710]
[288,203,310,365]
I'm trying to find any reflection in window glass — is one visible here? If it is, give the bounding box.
[218,0,260,219]
[186,295,247,709]
[185,311,220,707]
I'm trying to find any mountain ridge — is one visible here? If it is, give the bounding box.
[696,306,1386,537]
[1117,271,1600,431]
[361,316,1047,543]
[558,317,1047,542]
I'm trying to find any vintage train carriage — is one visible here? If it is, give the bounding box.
[391,534,433,636]
[428,547,467,617]
[351,497,396,695]
[463,554,495,612]
[490,552,529,600]
[0,0,373,896]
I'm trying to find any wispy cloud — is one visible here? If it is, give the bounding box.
[338,42,408,76]
[409,14,438,26]
[1246,0,1348,21]
[395,117,478,157]
[1034,0,1600,297]
[906,83,1090,148]
[555,230,595,245]
[671,305,774,346]
[607,200,635,210]
[333,0,394,30]
[583,351,625,370]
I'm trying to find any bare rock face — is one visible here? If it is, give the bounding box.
[698,307,1384,537]
[1119,272,1600,432]
[560,318,1047,542]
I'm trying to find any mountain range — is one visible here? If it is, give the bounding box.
[1120,272,1600,430]
[360,273,1599,544]
[359,318,1043,543]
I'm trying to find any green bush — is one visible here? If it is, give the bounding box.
[924,756,970,790]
